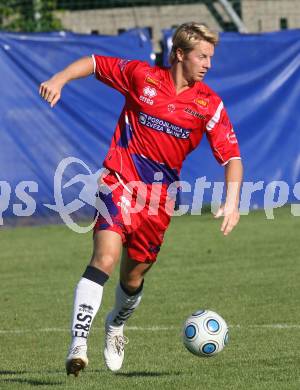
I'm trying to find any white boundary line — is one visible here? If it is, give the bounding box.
[0,324,300,334]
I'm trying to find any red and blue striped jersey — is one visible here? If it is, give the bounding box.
[93,55,241,185]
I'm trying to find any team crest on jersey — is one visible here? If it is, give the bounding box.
[139,86,157,105]
[195,98,209,108]
[168,104,176,112]
[145,75,161,88]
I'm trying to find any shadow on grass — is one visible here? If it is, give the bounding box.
[0,369,68,376]
[116,371,181,377]
[0,370,28,375]
[0,378,63,386]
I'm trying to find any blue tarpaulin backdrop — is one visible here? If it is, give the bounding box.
[1,29,300,223]
[0,29,154,221]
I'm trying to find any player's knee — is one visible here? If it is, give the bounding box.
[90,253,117,274]
[121,275,143,293]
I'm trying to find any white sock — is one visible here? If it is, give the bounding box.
[107,282,143,328]
[70,277,103,348]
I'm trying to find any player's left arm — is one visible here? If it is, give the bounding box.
[214,159,243,236]
[205,98,243,235]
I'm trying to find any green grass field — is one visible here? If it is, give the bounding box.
[1,207,300,389]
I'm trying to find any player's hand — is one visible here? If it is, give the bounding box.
[214,205,240,236]
[39,77,63,108]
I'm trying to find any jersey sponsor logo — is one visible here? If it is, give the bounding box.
[139,111,190,139]
[139,86,157,105]
[227,128,238,144]
[145,75,161,88]
[118,59,131,71]
[195,98,209,108]
[184,107,206,120]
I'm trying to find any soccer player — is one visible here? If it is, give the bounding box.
[39,22,243,376]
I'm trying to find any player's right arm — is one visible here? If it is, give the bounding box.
[39,56,94,108]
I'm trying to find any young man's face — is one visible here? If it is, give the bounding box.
[179,40,215,83]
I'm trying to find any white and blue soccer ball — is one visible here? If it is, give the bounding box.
[182,309,229,357]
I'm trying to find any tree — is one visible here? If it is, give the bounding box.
[0,0,63,32]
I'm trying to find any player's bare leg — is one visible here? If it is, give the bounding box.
[104,252,153,371]
[66,230,122,377]
[120,252,153,293]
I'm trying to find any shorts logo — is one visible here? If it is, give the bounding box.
[184,107,206,120]
[139,86,157,105]
[195,98,209,108]
[117,195,130,214]
[139,111,190,139]
[145,75,161,88]
[149,242,161,254]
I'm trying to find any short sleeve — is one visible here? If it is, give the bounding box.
[205,100,241,166]
[92,55,142,95]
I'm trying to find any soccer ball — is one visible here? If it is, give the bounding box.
[182,309,229,357]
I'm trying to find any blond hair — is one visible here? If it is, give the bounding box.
[169,22,219,65]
